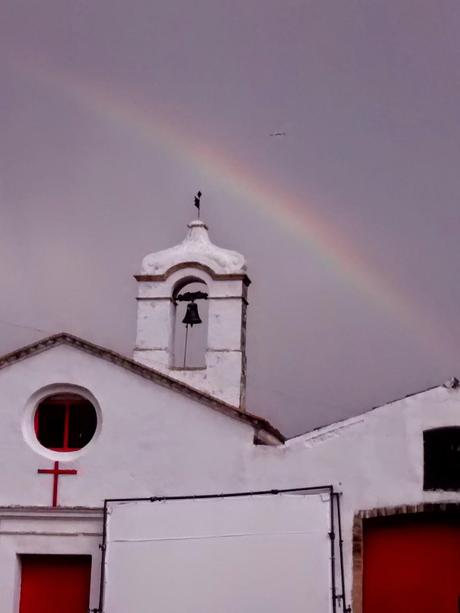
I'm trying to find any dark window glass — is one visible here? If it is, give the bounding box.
[424,428,460,491]
[36,401,66,449]
[35,394,97,452]
[67,399,98,449]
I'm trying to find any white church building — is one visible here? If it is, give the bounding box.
[2,218,460,613]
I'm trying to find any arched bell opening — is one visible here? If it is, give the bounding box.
[172,277,209,369]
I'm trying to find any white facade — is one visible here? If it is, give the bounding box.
[134,220,249,408]
[2,218,460,612]
[0,336,276,611]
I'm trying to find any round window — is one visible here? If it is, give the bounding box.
[34,393,97,452]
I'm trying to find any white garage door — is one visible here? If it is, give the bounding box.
[104,490,333,613]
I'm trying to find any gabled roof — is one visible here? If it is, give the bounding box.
[0,333,284,445]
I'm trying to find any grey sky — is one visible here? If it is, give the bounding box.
[1,1,460,436]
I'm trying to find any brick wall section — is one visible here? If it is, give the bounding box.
[352,516,364,613]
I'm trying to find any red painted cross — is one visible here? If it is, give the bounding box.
[37,461,77,507]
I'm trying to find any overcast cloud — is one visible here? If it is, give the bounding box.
[1,1,460,436]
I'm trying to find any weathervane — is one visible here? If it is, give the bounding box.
[194,190,202,219]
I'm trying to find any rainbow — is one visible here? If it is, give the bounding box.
[12,53,452,358]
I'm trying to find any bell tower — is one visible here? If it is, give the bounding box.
[133,218,250,408]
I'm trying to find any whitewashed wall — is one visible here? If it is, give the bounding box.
[134,219,249,407]
[1,343,460,609]
[0,344,254,509]
[246,384,460,605]
[134,267,247,407]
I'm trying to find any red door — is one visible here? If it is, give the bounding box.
[363,515,460,613]
[19,555,91,613]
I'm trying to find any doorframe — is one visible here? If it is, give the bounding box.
[352,502,460,613]
[0,506,102,613]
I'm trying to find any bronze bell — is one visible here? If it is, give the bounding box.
[182,302,202,327]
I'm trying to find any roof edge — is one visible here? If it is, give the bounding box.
[0,333,284,444]
[287,380,455,441]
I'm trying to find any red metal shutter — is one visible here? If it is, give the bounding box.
[363,517,460,613]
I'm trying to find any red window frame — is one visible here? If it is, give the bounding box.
[34,395,86,452]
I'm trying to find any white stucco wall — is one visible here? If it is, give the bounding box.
[134,267,248,407]
[245,383,460,606]
[0,344,255,509]
[2,343,460,610]
[134,220,249,408]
